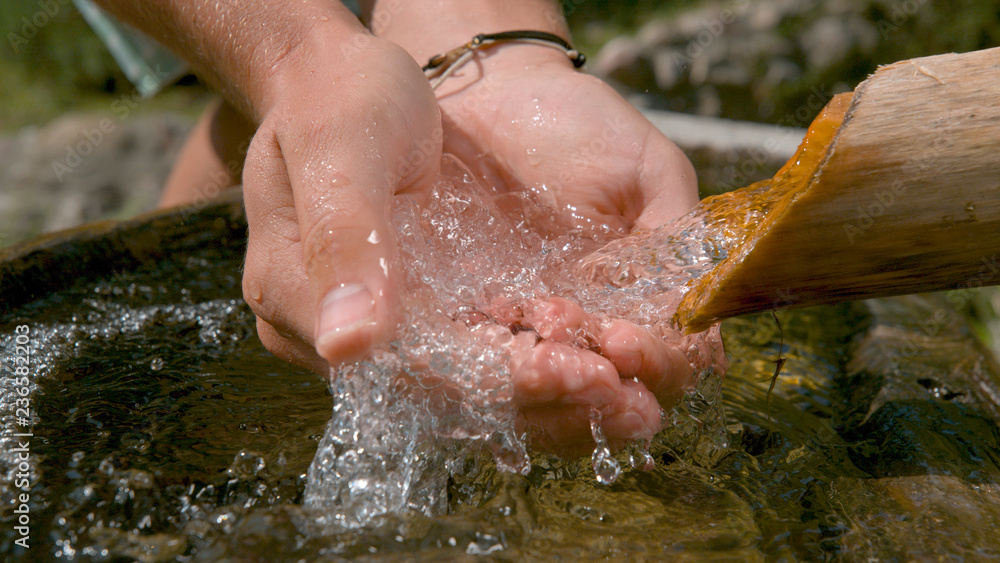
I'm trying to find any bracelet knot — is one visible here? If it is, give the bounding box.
[422,30,585,89]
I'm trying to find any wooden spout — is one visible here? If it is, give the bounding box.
[675,47,1000,332]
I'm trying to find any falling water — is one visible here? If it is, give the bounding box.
[304,156,728,527]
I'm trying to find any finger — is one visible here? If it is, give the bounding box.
[521,297,597,344]
[600,379,663,447]
[487,297,599,349]
[293,177,397,365]
[599,320,695,407]
[511,341,620,408]
[255,318,329,375]
[518,379,662,457]
[241,129,325,363]
[243,122,403,368]
[278,120,438,364]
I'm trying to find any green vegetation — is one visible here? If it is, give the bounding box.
[3,0,1000,130]
[563,0,702,55]
[771,0,1000,127]
[0,0,209,130]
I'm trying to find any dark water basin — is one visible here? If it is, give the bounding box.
[3,192,1000,560]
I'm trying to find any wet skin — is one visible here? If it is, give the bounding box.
[133,0,726,456]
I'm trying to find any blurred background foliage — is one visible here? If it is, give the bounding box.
[2,0,1000,131]
[0,0,208,130]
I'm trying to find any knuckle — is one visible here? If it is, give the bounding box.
[241,239,309,339]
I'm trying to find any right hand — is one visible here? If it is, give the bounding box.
[240,31,443,373]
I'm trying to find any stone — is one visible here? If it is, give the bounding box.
[591,36,654,90]
[762,58,802,87]
[835,475,1000,558]
[636,19,678,50]
[651,48,686,91]
[707,62,752,86]
[0,113,192,246]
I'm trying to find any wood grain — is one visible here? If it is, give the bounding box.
[676,47,1000,331]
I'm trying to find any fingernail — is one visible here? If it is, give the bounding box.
[317,284,375,344]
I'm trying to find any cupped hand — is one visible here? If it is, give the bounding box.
[240,32,444,373]
[430,50,726,453]
[485,297,701,457]
[436,51,700,233]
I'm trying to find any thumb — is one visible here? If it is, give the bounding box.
[295,176,398,365]
[634,131,700,229]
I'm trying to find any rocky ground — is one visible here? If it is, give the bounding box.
[588,0,999,123]
[0,113,191,248]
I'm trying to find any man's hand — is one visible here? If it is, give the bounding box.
[241,33,444,372]
[370,0,724,453]
[93,2,446,371]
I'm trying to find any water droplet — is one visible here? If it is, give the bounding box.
[629,444,655,471]
[245,279,263,303]
[589,408,621,484]
[227,450,267,479]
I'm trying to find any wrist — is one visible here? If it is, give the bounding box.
[91,0,367,123]
[364,0,570,67]
[254,29,441,194]
[252,18,375,120]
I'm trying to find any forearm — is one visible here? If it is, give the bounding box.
[92,0,366,120]
[360,0,570,66]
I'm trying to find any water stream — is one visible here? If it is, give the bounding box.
[302,156,727,528]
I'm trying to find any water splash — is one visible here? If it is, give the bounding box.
[305,155,727,526]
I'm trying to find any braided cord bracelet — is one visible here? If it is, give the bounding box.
[422,30,586,89]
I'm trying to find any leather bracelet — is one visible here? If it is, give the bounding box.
[422,30,586,89]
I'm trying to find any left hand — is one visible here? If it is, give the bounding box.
[431,53,722,454]
[369,1,725,455]
[434,47,700,235]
